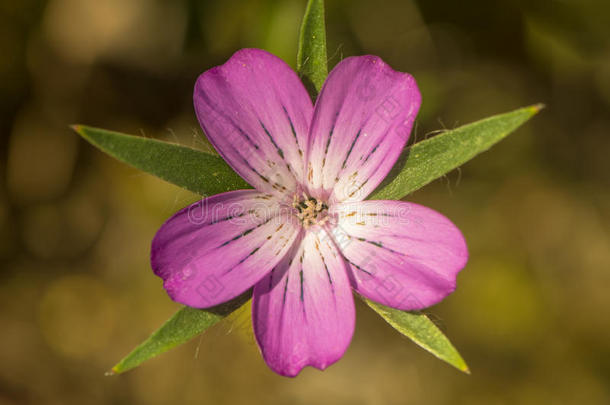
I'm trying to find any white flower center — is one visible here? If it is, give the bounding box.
[293,194,329,228]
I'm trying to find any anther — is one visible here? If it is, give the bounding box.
[292,194,329,228]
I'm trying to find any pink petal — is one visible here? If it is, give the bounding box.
[252,230,355,377]
[194,49,313,199]
[151,190,300,308]
[330,200,467,310]
[306,55,421,203]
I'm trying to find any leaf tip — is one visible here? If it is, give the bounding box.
[70,124,83,134]
[529,103,545,114]
[105,368,117,377]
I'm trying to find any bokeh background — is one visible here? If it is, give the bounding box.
[2,0,610,404]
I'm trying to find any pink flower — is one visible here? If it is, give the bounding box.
[151,49,467,376]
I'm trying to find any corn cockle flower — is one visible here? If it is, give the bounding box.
[151,49,468,376]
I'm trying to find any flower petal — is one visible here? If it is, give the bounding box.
[194,49,313,198]
[252,229,355,377]
[306,55,421,203]
[330,200,467,310]
[151,190,300,308]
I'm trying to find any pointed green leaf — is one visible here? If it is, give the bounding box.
[110,293,251,374]
[73,125,251,197]
[297,0,328,99]
[364,298,470,374]
[369,104,543,201]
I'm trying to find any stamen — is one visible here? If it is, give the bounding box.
[292,194,329,228]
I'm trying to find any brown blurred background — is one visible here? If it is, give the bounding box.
[1,0,609,404]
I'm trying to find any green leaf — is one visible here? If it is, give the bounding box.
[110,293,251,375]
[364,298,470,374]
[297,0,328,99]
[369,104,543,201]
[73,125,251,197]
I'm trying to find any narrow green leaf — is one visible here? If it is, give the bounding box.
[297,0,328,99]
[73,125,251,197]
[369,104,543,201]
[364,298,470,374]
[110,293,251,374]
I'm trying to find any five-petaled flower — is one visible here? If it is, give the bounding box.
[151,49,468,377]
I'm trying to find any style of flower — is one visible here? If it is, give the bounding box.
[151,49,468,377]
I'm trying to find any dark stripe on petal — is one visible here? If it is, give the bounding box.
[195,91,260,151]
[363,141,382,163]
[299,268,304,302]
[227,246,262,272]
[281,105,304,157]
[282,275,289,304]
[341,129,363,170]
[321,112,339,169]
[345,257,373,275]
[240,154,290,196]
[268,267,275,290]
[259,119,300,182]
[339,211,395,219]
[218,216,274,247]
[224,223,296,275]
[314,237,334,287]
[231,144,279,186]
[355,236,407,256]
[238,128,260,150]
[259,120,285,159]
[345,141,392,199]
[348,178,369,198]
[205,211,249,226]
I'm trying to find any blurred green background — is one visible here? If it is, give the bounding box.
[2,0,610,404]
